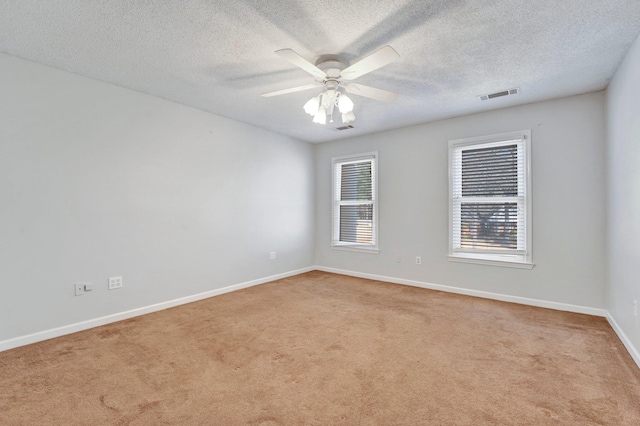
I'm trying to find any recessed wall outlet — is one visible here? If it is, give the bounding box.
[75,283,85,296]
[415,256,422,265]
[634,300,638,317]
[269,251,276,260]
[108,276,123,290]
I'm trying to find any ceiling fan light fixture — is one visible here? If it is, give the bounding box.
[313,105,327,124]
[264,45,400,126]
[338,94,354,113]
[303,95,320,116]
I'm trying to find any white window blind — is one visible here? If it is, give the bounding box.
[449,131,532,267]
[332,153,377,250]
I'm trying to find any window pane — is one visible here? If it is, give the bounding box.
[341,162,372,201]
[460,202,518,249]
[462,145,517,196]
[339,205,373,243]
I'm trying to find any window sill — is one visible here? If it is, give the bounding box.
[332,245,380,254]
[448,254,534,269]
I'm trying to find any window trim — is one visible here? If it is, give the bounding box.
[448,130,533,268]
[331,151,379,254]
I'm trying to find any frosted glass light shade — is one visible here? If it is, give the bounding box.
[303,96,320,116]
[342,111,356,124]
[338,94,354,113]
[313,106,327,124]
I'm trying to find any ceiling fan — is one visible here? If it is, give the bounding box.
[261,46,400,125]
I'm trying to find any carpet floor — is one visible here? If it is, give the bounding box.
[1,271,639,425]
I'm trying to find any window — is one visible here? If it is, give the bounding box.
[332,152,378,252]
[448,131,532,268]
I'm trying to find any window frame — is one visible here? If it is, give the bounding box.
[331,151,379,254]
[448,130,533,269]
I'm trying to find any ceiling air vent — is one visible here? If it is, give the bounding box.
[479,88,519,101]
[336,125,354,131]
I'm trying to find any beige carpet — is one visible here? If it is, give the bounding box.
[1,271,639,425]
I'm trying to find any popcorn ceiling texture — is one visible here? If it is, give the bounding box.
[1,0,639,142]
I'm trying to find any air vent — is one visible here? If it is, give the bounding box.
[479,88,519,101]
[336,125,354,131]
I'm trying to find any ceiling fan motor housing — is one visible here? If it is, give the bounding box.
[316,60,346,87]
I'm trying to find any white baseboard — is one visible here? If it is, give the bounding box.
[0,266,314,353]
[314,265,608,317]
[6,265,637,370]
[314,266,640,369]
[606,313,640,369]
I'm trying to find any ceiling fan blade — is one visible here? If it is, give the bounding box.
[261,84,319,98]
[340,45,400,81]
[344,83,399,102]
[275,49,327,80]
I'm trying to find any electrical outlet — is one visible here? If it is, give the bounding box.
[108,276,123,290]
[75,283,85,296]
[415,256,422,265]
[269,251,276,260]
[634,300,638,317]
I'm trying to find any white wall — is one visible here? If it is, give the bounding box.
[0,49,621,350]
[0,54,315,342]
[315,93,606,309]
[606,34,640,356]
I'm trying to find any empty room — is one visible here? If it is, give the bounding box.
[2,1,640,424]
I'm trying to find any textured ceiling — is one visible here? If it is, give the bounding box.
[1,1,639,143]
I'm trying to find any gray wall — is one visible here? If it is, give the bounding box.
[315,93,607,309]
[606,34,640,353]
[0,54,315,341]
